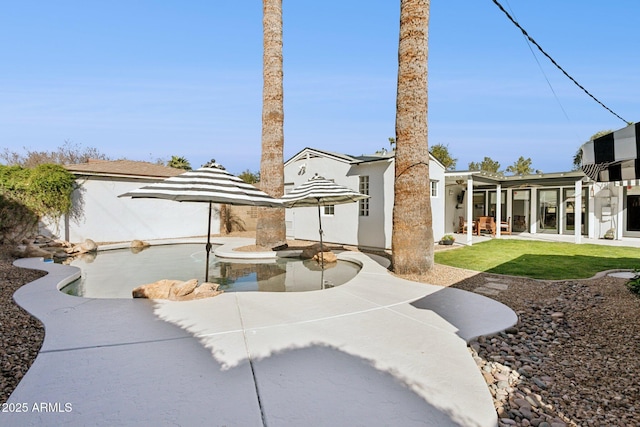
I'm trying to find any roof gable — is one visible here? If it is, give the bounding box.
[285,147,358,166]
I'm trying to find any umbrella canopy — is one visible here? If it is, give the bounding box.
[581,122,640,182]
[281,174,369,208]
[119,160,282,281]
[281,174,369,268]
[120,161,282,207]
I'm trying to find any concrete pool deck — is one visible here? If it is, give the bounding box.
[6,238,517,426]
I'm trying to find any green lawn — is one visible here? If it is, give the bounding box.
[434,240,640,280]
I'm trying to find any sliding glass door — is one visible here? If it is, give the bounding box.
[538,189,558,233]
[563,188,587,235]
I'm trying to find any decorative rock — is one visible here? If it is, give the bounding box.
[301,243,324,259]
[67,238,98,255]
[132,279,223,301]
[130,240,150,254]
[132,279,179,299]
[313,251,337,263]
[18,244,53,259]
[169,278,198,298]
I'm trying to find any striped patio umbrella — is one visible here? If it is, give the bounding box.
[281,174,369,268]
[119,160,282,281]
[581,122,640,182]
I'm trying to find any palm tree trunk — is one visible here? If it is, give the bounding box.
[392,0,434,274]
[256,0,286,249]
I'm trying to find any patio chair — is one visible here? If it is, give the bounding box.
[500,217,511,235]
[458,216,476,233]
[476,216,496,236]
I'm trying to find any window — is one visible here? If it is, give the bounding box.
[359,176,369,216]
[323,205,334,215]
[430,180,438,198]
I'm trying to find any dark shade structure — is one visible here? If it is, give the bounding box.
[581,122,640,182]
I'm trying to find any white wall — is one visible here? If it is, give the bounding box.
[285,155,362,247]
[42,177,217,243]
[284,150,446,250]
[429,161,446,241]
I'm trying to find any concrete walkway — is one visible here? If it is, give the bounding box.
[7,239,517,426]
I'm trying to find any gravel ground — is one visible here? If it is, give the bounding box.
[2,242,640,425]
[0,245,45,404]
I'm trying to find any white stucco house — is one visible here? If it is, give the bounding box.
[42,159,218,243]
[283,147,446,250]
[284,147,640,249]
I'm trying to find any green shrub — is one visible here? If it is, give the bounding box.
[0,164,76,243]
[627,271,640,296]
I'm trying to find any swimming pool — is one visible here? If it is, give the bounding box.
[60,244,361,298]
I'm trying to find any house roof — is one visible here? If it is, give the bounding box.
[285,147,444,169]
[65,159,185,179]
[445,169,590,188]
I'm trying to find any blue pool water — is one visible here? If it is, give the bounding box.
[61,244,360,299]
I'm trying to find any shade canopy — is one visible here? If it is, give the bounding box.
[119,160,282,282]
[581,122,640,182]
[281,174,369,269]
[281,174,369,208]
[119,161,283,208]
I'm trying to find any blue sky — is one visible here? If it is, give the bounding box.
[1,1,639,175]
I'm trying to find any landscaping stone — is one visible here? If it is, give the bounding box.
[3,243,640,425]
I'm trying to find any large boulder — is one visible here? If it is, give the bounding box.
[169,278,198,299]
[16,244,54,260]
[312,251,338,263]
[132,279,179,299]
[67,239,98,255]
[132,279,223,301]
[182,282,224,301]
[301,243,324,259]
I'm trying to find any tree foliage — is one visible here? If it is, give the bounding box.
[0,164,76,243]
[505,156,534,176]
[429,143,457,170]
[237,169,260,184]
[167,155,192,170]
[573,129,614,170]
[1,140,109,167]
[469,157,502,174]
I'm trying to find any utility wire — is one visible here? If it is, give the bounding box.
[504,0,574,126]
[491,0,630,125]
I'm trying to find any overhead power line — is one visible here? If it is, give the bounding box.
[491,0,630,125]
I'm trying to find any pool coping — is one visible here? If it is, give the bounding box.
[7,237,517,426]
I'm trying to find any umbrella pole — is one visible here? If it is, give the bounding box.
[317,202,324,271]
[205,202,213,282]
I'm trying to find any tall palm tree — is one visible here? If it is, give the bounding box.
[256,0,286,249]
[392,0,434,274]
[167,155,192,170]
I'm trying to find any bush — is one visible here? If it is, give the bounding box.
[627,271,640,296]
[0,164,76,243]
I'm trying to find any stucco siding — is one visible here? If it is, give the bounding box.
[43,177,216,243]
[284,148,446,250]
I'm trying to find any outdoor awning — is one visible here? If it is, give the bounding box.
[581,122,640,182]
[614,180,640,187]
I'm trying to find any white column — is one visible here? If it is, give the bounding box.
[496,184,502,238]
[466,177,474,245]
[574,180,582,244]
[530,190,538,234]
[615,185,624,240]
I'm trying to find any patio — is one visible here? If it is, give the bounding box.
[5,237,517,426]
[456,231,640,249]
